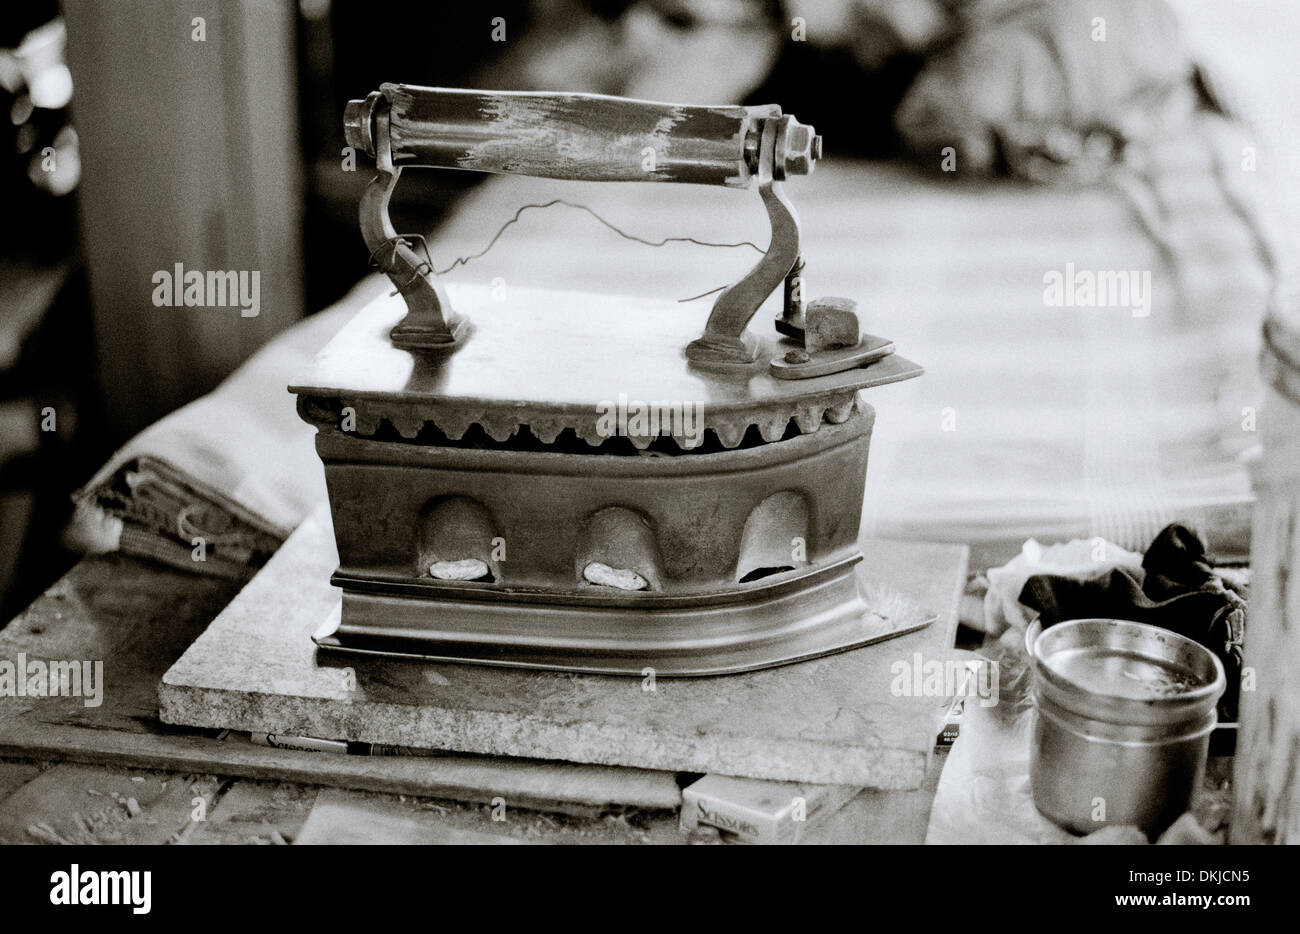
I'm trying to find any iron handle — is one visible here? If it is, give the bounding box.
[346,84,821,188]
[345,85,821,361]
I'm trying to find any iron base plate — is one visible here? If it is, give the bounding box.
[312,562,935,677]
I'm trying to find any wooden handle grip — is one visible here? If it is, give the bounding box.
[375,84,774,188]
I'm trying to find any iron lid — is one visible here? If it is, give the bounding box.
[290,283,922,449]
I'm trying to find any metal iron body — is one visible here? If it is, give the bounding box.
[294,85,924,675]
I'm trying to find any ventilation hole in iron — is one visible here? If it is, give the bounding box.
[582,562,649,591]
[738,565,795,584]
[429,559,494,583]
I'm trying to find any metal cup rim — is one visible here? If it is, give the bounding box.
[1025,617,1226,717]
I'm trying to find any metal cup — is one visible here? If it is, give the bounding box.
[1025,618,1225,837]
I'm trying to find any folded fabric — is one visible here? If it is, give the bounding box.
[1019,523,1246,719]
[895,0,1205,180]
[70,276,387,579]
[83,455,287,581]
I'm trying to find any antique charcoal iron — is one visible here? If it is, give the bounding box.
[291,85,924,676]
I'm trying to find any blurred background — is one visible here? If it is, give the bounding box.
[0,0,536,615]
[0,0,1295,618]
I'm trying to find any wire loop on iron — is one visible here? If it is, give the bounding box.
[368,233,437,296]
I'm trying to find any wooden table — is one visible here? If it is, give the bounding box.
[0,543,959,844]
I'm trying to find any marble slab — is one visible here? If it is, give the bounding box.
[160,508,967,787]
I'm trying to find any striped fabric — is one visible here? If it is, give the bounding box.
[72,110,1278,579]
[426,111,1272,568]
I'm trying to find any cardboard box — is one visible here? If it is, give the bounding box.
[680,774,859,844]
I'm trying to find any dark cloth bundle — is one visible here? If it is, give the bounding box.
[1019,524,1246,719]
